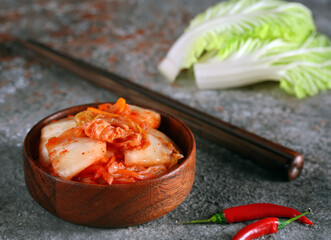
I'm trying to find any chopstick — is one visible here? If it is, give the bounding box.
[17,38,304,181]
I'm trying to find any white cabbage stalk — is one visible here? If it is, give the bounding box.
[158,0,315,81]
[194,33,331,98]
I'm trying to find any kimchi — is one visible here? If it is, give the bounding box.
[39,98,183,185]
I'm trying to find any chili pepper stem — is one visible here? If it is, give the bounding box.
[178,212,227,224]
[179,219,213,224]
[278,208,312,230]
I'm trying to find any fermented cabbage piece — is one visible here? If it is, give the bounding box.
[130,105,161,129]
[39,117,76,167]
[46,135,107,179]
[124,128,183,168]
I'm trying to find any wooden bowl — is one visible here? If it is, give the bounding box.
[23,103,196,228]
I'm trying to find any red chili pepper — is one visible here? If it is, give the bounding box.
[232,208,312,240]
[180,203,313,225]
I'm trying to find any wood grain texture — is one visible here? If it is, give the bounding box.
[23,104,196,227]
[18,39,304,180]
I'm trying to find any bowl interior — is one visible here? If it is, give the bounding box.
[25,103,194,178]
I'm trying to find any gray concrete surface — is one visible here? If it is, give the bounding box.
[0,0,330,239]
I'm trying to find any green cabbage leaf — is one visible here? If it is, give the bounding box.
[194,33,331,98]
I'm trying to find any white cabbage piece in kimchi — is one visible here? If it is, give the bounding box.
[39,117,76,168]
[45,129,107,179]
[129,105,161,129]
[124,128,183,168]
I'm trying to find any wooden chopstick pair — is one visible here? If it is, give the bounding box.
[16,38,304,181]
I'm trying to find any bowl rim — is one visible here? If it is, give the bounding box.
[23,102,196,189]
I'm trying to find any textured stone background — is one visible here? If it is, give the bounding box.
[0,0,330,239]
